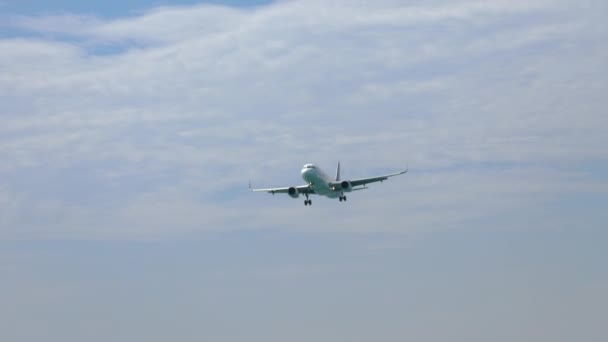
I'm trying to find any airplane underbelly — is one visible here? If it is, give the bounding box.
[302,172,338,198]
[315,184,337,197]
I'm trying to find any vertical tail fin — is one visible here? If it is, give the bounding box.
[336,162,341,181]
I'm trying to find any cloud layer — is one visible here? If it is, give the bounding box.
[1,0,607,239]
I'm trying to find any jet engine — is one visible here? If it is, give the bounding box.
[340,181,353,192]
[288,187,300,198]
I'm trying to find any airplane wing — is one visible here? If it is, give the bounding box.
[348,168,408,188]
[249,184,315,195]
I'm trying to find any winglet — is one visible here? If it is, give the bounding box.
[248,180,252,191]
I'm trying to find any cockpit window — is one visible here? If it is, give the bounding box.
[304,164,315,169]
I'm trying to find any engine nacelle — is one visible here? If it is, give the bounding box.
[288,187,300,198]
[340,180,353,193]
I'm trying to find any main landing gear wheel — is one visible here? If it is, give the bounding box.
[304,199,312,206]
[339,195,347,202]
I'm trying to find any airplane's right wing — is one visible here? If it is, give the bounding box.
[249,184,315,195]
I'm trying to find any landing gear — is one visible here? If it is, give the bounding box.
[339,195,347,202]
[304,193,311,206]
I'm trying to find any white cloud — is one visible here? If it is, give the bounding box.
[0,0,606,239]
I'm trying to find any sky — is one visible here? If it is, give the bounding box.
[0,0,607,341]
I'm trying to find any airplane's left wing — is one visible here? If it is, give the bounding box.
[347,168,408,188]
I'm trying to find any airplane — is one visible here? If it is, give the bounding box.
[249,162,407,206]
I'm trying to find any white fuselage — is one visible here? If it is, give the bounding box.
[301,164,339,198]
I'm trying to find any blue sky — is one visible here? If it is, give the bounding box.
[1,0,271,16]
[1,0,607,341]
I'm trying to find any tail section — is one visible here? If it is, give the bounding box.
[336,162,341,181]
